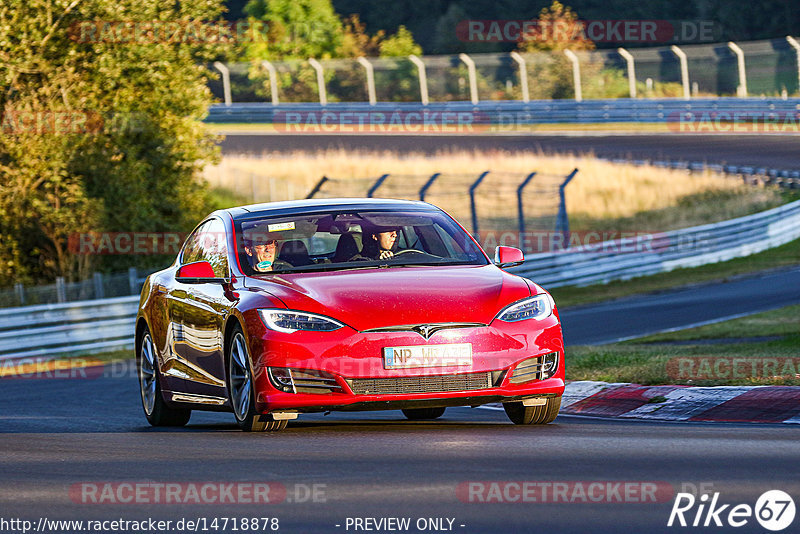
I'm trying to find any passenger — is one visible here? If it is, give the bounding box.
[351,226,399,261]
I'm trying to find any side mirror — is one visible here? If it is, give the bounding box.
[494,246,525,268]
[176,261,225,284]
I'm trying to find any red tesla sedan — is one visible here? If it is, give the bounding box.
[135,198,565,431]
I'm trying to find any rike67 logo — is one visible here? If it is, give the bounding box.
[668,490,795,531]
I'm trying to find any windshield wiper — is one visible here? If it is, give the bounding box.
[266,263,381,274]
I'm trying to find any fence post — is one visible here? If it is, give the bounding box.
[56,276,66,303]
[564,50,582,102]
[509,52,529,103]
[93,272,104,300]
[308,58,327,105]
[128,267,138,295]
[14,283,25,306]
[409,55,429,105]
[261,60,279,105]
[555,169,579,249]
[419,173,440,201]
[357,57,377,105]
[212,62,232,106]
[727,42,748,97]
[670,45,691,99]
[306,176,329,199]
[617,47,636,98]
[458,53,479,104]
[469,171,491,235]
[787,36,800,94]
[367,174,390,198]
[516,172,537,250]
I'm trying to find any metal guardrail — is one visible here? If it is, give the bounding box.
[3,200,799,362]
[1,268,147,309]
[511,199,800,287]
[205,97,800,125]
[0,296,138,362]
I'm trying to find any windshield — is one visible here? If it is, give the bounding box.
[234,208,489,275]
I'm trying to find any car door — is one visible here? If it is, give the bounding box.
[165,218,233,398]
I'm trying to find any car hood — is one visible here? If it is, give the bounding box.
[246,265,531,332]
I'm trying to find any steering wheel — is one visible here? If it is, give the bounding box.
[392,249,442,260]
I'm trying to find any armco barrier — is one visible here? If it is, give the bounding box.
[511,199,800,287]
[0,295,138,362]
[205,97,800,125]
[3,200,799,361]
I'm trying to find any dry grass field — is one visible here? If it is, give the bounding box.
[203,149,785,233]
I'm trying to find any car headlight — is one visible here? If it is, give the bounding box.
[259,309,346,333]
[495,294,553,322]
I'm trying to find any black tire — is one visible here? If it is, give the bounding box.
[503,396,561,425]
[137,326,191,427]
[402,407,446,420]
[227,325,288,432]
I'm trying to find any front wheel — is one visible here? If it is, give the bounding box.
[402,407,446,420]
[227,327,287,432]
[138,328,191,427]
[503,396,561,425]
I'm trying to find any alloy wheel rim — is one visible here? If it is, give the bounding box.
[229,333,251,421]
[139,333,157,415]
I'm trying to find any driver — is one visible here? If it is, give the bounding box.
[243,227,292,272]
[351,225,399,260]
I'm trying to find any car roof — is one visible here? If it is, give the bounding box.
[222,198,438,220]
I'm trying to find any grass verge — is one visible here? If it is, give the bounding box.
[567,304,800,386]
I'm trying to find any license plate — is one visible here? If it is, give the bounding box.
[383,343,473,369]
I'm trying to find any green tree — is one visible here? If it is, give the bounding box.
[517,1,600,100]
[0,0,223,284]
[244,0,345,60]
[243,0,423,102]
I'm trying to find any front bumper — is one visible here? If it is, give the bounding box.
[243,311,566,415]
[257,377,565,414]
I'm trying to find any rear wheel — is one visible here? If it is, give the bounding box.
[503,396,561,425]
[402,407,446,420]
[138,328,191,427]
[227,327,287,432]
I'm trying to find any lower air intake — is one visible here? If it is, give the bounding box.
[346,372,493,395]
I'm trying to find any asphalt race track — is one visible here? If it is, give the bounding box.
[3,133,799,533]
[219,133,800,168]
[3,270,800,533]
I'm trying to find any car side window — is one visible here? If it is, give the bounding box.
[181,219,229,278]
[199,219,230,277]
[181,221,211,265]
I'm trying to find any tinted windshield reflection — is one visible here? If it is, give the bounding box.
[235,209,488,274]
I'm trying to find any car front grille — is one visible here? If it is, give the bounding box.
[292,369,343,394]
[508,357,543,384]
[345,372,493,395]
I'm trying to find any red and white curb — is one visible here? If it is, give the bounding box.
[560,381,800,423]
